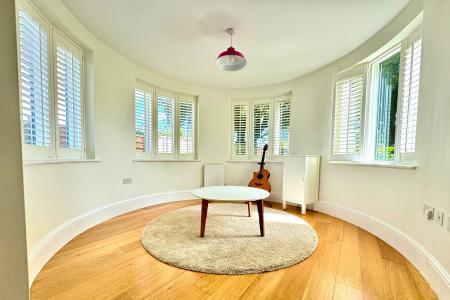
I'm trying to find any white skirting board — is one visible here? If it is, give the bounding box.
[27,190,195,286]
[314,200,450,299]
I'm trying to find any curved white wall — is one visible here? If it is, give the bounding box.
[24,0,449,297]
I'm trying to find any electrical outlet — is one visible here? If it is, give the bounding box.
[435,210,444,226]
[423,204,434,220]
[122,177,132,184]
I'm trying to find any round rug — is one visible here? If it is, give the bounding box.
[141,203,318,274]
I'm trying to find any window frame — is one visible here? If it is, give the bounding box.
[16,0,86,160]
[330,27,422,165]
[330,65,367,162]
[134,81,198,161]
[52,29,85,159]
[364,44,402,162]
[231,92,292,161]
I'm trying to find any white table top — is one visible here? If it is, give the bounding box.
[192,186,270,202]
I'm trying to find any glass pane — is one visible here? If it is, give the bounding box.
[157,96,174,153]
[56,45,83,150]
[18,8,51,146]
[233,103,247,156]
[375,52,400,161]
[179,101,195,154]
[253,103,270,156]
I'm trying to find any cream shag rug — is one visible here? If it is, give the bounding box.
[141,203,318,274]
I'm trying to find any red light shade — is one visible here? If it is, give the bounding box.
[216,46,247,71]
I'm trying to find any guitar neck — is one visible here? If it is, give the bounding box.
[259,150,267,172]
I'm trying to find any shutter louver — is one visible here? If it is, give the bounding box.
[135,89,152,153]
[55,39,83,151]
[274,96,291,156]
[252,101,271,157]
[400,38,422,155]
[18,8,51,147]
[179,100,195,154]
[157,95,175,154]
[232,101,249,158]
[333,76,364,158]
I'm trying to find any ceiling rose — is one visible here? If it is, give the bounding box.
[216,28,247,71]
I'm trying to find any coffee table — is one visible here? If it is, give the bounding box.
[192,186,270,237]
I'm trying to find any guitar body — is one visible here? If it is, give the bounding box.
[248,169,271,192]
[248,144,271,193]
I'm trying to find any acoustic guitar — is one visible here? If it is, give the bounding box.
[248,144,271,193]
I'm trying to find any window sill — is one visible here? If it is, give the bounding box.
[226,160,284,163]
[133,159,201,162]
[23,158,101,166]
[328,160,417,170]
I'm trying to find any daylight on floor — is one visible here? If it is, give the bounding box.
[1,0,449,299]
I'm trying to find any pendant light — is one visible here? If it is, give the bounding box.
[216,28,247,71]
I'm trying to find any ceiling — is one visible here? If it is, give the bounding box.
[61,0,409,88]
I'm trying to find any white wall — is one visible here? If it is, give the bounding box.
[23,0,450,296]
[0,0,29,297]
[320,0,450,274]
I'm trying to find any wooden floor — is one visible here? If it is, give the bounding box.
[31,200,437,300]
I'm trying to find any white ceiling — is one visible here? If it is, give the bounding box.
[61,0,409,88]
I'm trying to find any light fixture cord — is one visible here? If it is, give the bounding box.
[230,32,233,47]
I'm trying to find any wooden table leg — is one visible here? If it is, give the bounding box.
[256,200,265,236]
[200,199,209,237]
[247,202,252,217]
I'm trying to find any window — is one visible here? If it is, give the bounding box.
[331,28,422,164]
[134,83,197,160]
[374,51,400,161]
[231,100,249,159]
[231,93,292,160]
[332,72,364,161]
[273,95,291,156]
[157,91,175,156]
[17,1,85,159]
[399,35,422,160]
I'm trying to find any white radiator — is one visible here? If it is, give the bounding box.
[203,164,225,187]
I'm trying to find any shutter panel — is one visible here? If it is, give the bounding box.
[54,31,84,157]
[332,75,364,160]
[17,8,51,153]
[252,100,271,158]
[399,37,422,158]
[179,96,196,157]
[135,88,152,155]
[273,94,291,156]
[232,100,249,159]
[157,91,175,156]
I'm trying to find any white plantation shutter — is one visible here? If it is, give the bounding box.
[157,90,175,156]
[54,31,84,157]
[399,35,422,159]
[17,7,51,156]
[252,100,271,158]
[273,94,291,156]
[332,73,364,160]
[232,100,249,159]
[135,88,152,155]
[179,96,196,158]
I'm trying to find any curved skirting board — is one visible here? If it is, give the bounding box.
[314,200,450,299]
[28,193,449,299]
[27,190,195,286]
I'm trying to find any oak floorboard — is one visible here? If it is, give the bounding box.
[30,200,437,300]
